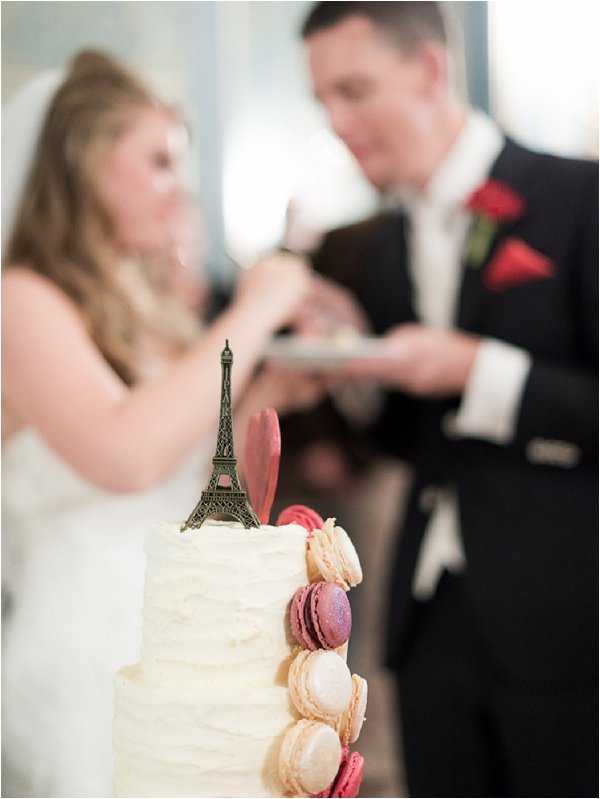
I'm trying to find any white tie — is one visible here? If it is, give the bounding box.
[409,199,469,328]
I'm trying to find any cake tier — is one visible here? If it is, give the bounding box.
[141,521,308,686]
[113,663,300,797]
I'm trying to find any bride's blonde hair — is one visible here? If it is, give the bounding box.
[5,49,200,384]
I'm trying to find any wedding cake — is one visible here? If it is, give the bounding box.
[113,520,309,797]
[113,343,366,797]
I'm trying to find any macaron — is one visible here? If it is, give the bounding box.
[278,719,342,796]
[335,641,349,662]
[288,649,352,723]
[289,582,352,651]
[276,504,325,535]
[308,518,363,591]
[337,674,368,746]
[290,584,314,650]
[325,747,365,798]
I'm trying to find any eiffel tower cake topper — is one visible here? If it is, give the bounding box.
[181,341,260,531]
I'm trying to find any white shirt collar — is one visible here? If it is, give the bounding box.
[395,110,504,216]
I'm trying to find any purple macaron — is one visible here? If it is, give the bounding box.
[290,581,351,650]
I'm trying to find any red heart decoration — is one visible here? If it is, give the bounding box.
[244,408,281,524]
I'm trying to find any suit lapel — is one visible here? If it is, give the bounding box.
[363,138,530,336]
[456,250,488,331]
[359,211,418,334]
[455,139,528,332]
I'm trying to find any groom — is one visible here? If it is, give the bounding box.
[300,3,598,796]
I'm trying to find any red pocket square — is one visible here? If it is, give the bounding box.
[484,238,554,291]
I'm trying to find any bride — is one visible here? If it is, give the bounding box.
[1,50,320,797]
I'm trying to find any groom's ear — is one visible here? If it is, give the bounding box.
[413,41,450,100]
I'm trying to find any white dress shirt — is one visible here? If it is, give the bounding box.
[396,110,532,600]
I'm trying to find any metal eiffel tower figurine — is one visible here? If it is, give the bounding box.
[181,340,260,531]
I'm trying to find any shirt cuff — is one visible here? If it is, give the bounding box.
[453,338,531,444]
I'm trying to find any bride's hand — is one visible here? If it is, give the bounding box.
[235,252,312,330]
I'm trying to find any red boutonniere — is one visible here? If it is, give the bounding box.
[464,180,526,267]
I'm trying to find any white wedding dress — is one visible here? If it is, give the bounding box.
[2,428,210,798]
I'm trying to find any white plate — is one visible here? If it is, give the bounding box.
[265,335,392,370]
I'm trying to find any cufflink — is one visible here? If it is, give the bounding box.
[526,438,581,468]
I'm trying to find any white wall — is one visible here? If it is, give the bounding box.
[489,1,598,158]
[216,1,377,265]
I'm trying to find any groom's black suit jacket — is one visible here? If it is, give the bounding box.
[311,139,598,686]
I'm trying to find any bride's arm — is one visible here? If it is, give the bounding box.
[2,256,309,492]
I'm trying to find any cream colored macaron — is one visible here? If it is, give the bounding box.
[278,719,342,796]
[335,641,349,662]
[307,518,363,591]
[288,649,352,723]
[338,673,368,745]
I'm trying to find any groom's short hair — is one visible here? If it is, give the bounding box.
[301,1,447,52]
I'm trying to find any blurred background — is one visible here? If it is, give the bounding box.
[4,1,597,279]
[2,2,598,796]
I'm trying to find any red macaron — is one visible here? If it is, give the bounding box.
[290,581,351,651]
[277,504,325,534]
[316,747,365,798]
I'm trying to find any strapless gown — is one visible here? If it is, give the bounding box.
[2,429,209,797]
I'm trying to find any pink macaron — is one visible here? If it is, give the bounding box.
[316,746,365,798]
[290,582,351,651]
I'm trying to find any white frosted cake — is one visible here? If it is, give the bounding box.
[113,520,308,797]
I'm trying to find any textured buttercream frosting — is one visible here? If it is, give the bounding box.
[113,521,308,797]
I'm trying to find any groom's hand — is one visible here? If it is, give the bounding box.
[343,323,480,397]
